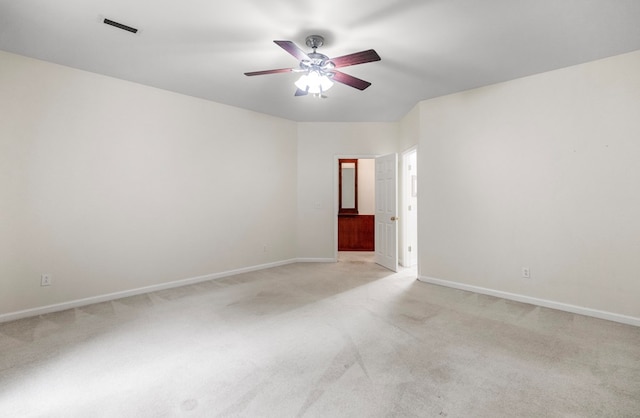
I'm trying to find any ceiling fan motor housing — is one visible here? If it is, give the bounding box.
[300,52,334,75]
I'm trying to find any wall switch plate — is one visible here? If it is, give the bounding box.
[41,274,52,286]
[522,267,530,279]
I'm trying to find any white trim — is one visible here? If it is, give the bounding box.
[296,258,336,263]
[418,275,640,327]
[0,259,304,324]
[400,146,418,268]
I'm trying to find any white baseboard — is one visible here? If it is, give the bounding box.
[418,276,640,327]
[0,259,305,324]
[296,257,336,263]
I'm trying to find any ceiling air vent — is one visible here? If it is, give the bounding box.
[103,18,138,34]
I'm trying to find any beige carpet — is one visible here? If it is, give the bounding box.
[1,252,639,417]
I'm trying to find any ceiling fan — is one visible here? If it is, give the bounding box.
[244,35,381,97]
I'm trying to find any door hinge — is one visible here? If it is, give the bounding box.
[408,205,412,211]
[408,245,412,252]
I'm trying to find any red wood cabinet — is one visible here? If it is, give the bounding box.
[338,215,374,251]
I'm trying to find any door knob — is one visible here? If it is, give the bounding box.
[391,216,399,221]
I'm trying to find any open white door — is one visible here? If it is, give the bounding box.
[375,153,398,271]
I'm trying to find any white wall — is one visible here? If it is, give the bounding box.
[0,51,298,317]
[418,50,640,320]
[398,105,421,267]
[5,46,639,324]
[357,159,375,215]
[398,104,420,152]
[297,123,398,259]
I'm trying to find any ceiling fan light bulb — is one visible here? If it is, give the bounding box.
[319,75,334,91]
[309,86,321,94]
[307,71,322,93]
[295,74,310,91]
[295,71,333,94]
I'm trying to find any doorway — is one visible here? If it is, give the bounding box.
[334,154,400,272]
[334,155,377,262]
[334,151,416,271]
[337,158,375,252]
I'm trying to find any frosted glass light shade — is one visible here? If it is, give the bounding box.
[295,71,333,94]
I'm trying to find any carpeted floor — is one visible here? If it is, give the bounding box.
[1,252,639,417]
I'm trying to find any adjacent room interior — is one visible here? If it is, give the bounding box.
[337,158,375,253]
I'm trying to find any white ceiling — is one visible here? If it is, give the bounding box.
[2,0,640,122]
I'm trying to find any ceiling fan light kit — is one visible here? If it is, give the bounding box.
[245,35,380,98]
[295,70,334,95]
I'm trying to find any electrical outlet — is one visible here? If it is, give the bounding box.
[522,267,530,279]
[41,274,52,286]
[263,244,268,253]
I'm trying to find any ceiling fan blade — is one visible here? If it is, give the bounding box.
[294,87,309,96]
[331,49,381,68]
[244,68,294,76]
[332,71,372,90]
[274,40,310,61]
